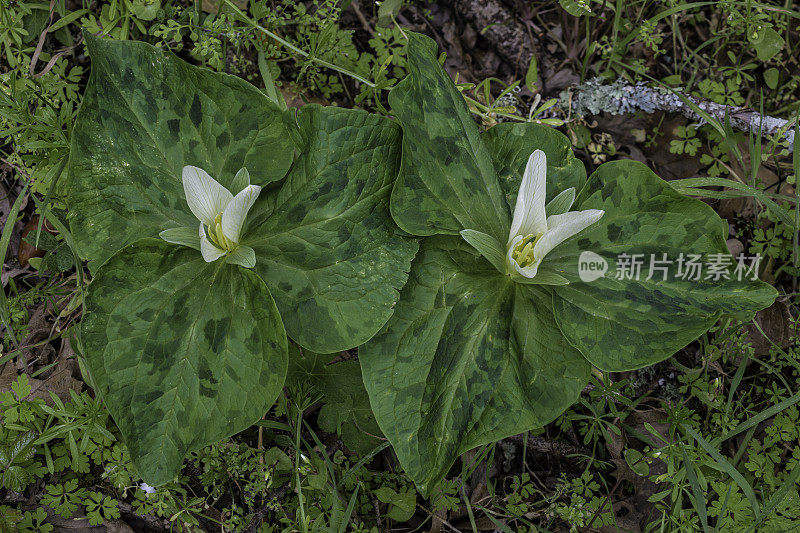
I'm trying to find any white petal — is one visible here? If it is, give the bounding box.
[221,184,262,244]
[199,223,226,262]
[534,209,604,261]
[508,150,548,245]
[506,234,542,278]
[182,165,233,226]
[513,260,541,278]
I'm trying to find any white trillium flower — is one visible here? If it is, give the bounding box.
[159,165,261,268]
[506,150,604,279]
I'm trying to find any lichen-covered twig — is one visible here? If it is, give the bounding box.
[558,78,797,152]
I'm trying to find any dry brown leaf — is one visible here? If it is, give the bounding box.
[743,299,796,356]
[18,215,57,267]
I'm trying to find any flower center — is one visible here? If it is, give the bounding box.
[208,213,236,252]
[511,232,543,268]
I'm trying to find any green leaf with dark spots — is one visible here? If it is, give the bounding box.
[286,346,383,456]
[483,121,586,208]
[67,35,293,271]
[247,105,418,353]
[82,239,287,485]
[359,236,590,495]
[545,160,777,371]
[388,32,509,242]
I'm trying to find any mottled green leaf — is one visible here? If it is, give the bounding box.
[0,431,36,491]
[366,29,776,497]
[287,346,383,456]
[247,105,418,353]
[545,160,777,371]
[388,33,508,242]
[82,239,287,485]
[360,236,590,495]
[68,35,293,271]
[483,121,586,208]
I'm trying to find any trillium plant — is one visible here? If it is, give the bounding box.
[359,33,777,494]
[67,36,416,484]
[66,32,776,491]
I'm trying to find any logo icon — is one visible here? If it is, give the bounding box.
[578,251,608,282]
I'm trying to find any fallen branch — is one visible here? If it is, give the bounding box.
[505,433,592,462]
[558,78,797,152]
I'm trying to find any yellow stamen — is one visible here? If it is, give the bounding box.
[512,232,543,268]
[208,213,236,252]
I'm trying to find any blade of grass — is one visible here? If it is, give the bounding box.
[472,505,516,533]
[257,51,287,111]
[303,419,341,488]
[32,158,67,247]
[730,426,757,469]
[683,425,760,521]
[670,177,796,230]
[0,180,30,349]
[292,406,308,533]
[745,465,800,533]
[721,388,800,442]
[338,441,390,488]
[727,351,750,407]
[681,442,710,533]
[338,483,360,533]
[793,113,799,293]
[712,483,735,533]
[460,484,478,533]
